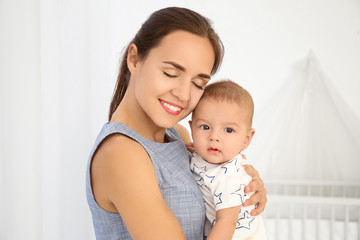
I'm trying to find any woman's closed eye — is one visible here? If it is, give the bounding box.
[164,70,206,90]
[163,71,178,78]
[192,78,208,90]
[192,81,204,90]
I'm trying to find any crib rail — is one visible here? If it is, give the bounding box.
[263,195,360,240]
[265,179,360,198]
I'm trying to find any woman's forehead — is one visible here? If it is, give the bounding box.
[147,30,215,73]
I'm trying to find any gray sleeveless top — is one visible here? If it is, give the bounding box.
[86,122,205,239]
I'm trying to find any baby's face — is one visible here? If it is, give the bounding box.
[190,98,253,164]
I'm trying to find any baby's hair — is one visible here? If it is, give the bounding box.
[195,79,254,127]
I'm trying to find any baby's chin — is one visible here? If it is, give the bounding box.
[203,156,228,165]
[202,152,240,165]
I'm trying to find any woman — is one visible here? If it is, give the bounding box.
[86,7,267,239]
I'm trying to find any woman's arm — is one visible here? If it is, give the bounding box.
[242,164,267,216]
[174,123,196,152]
[174,123,192,144]
[206,206,242,240]
[91,134,185,239]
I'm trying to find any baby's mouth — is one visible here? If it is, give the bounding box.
[208,147,221,154]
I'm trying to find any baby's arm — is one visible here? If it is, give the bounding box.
[207,205,242,240]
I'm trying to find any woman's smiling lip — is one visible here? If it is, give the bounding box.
[159,99,184,115]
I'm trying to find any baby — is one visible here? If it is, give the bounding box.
[189,80,267,239]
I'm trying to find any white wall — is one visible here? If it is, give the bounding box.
[1,0,359,239]
[0,0,42,239]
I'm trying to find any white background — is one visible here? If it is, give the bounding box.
[1,0,359,239]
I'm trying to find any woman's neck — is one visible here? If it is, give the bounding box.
[110,93,167,143]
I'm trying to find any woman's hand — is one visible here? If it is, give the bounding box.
[185,142,195,153]
[242,164,267,216]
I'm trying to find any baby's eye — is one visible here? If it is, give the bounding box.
[225,128,234,133]
[200,125,210,130]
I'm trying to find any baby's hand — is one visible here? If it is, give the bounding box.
[185,142,195,153]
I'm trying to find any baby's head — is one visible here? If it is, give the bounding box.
[190,80,255,164]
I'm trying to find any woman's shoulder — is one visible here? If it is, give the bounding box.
[90,133,162,214]
[96,133,148,164]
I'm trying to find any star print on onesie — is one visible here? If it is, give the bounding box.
[190,152,267,239]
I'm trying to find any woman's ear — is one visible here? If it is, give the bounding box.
[127,44,139,74]
[241,128,255,151]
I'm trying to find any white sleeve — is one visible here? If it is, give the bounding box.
[210,160,252,212]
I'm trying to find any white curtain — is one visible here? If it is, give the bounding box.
[0,0,113,239]
[247,51,360,182]
[1,1,190,239]
[1,1,43,239]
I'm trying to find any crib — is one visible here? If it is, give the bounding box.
[263,180,360,240]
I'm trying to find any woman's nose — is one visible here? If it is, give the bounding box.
[172,81,191,102]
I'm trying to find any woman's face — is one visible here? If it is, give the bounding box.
[129,30,215,129]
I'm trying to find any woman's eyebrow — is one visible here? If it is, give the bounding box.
[162,61,185,71]
[162,61,211,79]
[198,73,211,79]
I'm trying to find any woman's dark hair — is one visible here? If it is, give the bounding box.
[108,7,224,120]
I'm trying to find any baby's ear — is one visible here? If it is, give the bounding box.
[188,120,192,128]
[242,128,255,151]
